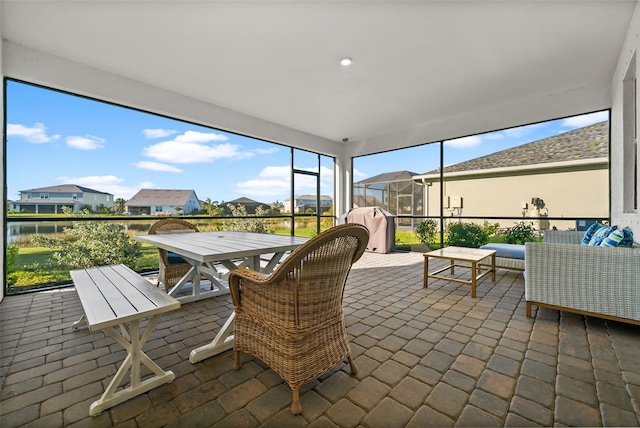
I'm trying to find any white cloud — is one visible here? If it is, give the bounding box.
[144,141,243,164]
[235,165,333,198]
[134,161,183,173]
[353,168,367,178]
[7,123,61,144]
[66,135,105,150]
[444,135,482,149]
[562,111,609,128]
[55,175,148,199]
[142,130,244,164]
[175,130,228,143]
[142,128,178,139]
[254,147,279,155]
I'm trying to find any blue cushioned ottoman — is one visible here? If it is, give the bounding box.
[479,243,525,272]
[479,243,525,259]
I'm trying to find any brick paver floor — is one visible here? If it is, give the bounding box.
[1,251,639,427]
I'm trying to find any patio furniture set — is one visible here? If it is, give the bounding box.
[69,219,369,416]
[70,217,638,417]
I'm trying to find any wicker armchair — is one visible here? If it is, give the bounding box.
[148,218,199,291]
[229,224,369,414]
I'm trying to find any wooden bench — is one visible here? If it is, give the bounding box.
[71,264,180,416]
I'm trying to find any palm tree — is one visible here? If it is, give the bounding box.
[115,198,126,215]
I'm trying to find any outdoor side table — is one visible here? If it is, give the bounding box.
[71,264,180,416]
[423,246,496,298]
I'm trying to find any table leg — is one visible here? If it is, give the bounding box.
[189,311,236,363]
[450,259,455,274]
[471,261,477,298]
[89,316,174,416]
[423,256,429,288]
[72,314,87,330]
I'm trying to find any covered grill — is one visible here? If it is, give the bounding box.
[346,207,396,253]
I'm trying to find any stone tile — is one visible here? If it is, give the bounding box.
[372,360,410,387]
[457,404,503,427]
[555,374,598,406]
[212,408,260,428]
[389,376,432,410]
[315,371,359,403]
[554,396,602,427]
[486,354,521,377]
[361,397,413,428]
[477,369,517,401]
[509,396,553,426]
[468,389,509,419]
[218,378,268,414]
[299,391,331,421]
[325,398,366,428]
[424,382,468,419]
[346,377,391,411]
[164,401,226,428]
[406,405,454,428]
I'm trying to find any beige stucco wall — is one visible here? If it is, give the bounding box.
[611,1,640,243]
[424,164,609,231]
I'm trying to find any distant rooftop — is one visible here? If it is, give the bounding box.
[19,184,113,195]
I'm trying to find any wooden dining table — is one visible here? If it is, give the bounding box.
[134,230,308,362]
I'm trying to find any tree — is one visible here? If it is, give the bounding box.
[270,200,284,215]
[115,198,127,214]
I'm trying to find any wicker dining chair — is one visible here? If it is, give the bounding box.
[148,218,199,292]
[229,223,369,414]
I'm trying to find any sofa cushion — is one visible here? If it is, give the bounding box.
[588,225,617,246]
[580,222,604,245]
[479,243,525,259]
[601,229,624,247]
[619,227,635,247]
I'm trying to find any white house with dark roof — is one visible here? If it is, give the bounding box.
[126,189,201,215]
[283,195,333,214]
[10,184,114,214]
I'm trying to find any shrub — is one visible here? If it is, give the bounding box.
[503,222,537,244]
[6,244,19,273]
[225,204,273,234]
[481,220,501,238]
[29,208,142,270]
[416,219,438,247]
[445,222,489,248]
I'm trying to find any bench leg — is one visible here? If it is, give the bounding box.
[89,316,174,416]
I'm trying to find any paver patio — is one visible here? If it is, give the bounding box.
[1,251,639,427]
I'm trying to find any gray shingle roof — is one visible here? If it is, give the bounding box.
[428,121,608,174]
[20,184,112,195]
[126,189,197,206]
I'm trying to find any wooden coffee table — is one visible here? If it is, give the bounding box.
[423,246,496,298]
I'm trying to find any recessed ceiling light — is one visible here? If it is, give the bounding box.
[340,57,353,66]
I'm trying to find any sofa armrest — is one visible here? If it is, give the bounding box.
[525,242,640,322]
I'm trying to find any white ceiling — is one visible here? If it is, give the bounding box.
[1,1,636,151]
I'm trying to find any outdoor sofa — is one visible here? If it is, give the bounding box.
[525,229,640,325]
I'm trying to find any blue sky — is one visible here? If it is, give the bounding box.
[6,80,608,204]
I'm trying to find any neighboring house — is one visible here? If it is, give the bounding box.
[126,189,201,215]
[353,171,423,229]
[413,121,609,230]
[283,195,333,214]
[227,197,270,214]
[10,184,114,214]
[354,122,609,231]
